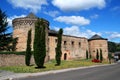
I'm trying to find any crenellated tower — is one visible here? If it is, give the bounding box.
[12,13,49,60]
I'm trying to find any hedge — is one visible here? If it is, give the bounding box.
[0,51,33,55]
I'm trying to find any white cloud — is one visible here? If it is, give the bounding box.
[106,32,120,39]
[44,11,60,17]
[52,0,106,11]
[7,15,26,26]
[54,26,100,38]
[7,0,48,13]
[64,26,81,36]
[54,16,90,26]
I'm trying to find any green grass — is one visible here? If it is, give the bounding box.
[0,59,109,73]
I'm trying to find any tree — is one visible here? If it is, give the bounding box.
[25,29,32,66]
[116,43,120,52]
[89,53,92,59]
[100,49,103,62]
[108,41,116,53]
[0,9,12,51]
[33,18,46,68]
[108,53,112,64]
[55,28,63,66]
[39,18,46,68]
[96,49,99,60]
[86,50,89,59]
[12,37,18,51]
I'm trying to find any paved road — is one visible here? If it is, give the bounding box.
[18,63,120,80]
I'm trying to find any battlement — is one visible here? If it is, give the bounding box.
[12,13,49,30]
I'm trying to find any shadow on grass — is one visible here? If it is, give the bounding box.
[35,66,46,69]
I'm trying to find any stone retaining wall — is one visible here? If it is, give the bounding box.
[0,54,35,67]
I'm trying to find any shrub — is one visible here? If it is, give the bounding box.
[33,18,46,68]
[92,59,101,63]
[25,29,32,66]
[86,50,89,59]
[96,49,99,60]
[100,49,103,62]
[55,28,63,66]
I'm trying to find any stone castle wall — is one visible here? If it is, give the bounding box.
[48,35,89,60]
[0,54,35,66]
[12,13,108,61]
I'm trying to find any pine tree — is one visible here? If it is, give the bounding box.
[100,49,103,62]
[0,9,12,51]
[55,28,63,66]
[96,49,99,60]
[86,50,89,59]
[25,29,32,66]
[33,18,46,68]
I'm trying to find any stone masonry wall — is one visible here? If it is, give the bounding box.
[89,39,108,59]
[0,54,35,67]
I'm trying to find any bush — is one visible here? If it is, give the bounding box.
[0,51,28,55]
[92,59,101,63]
[25,29,32,66]
[33,18,46,68]
[55,28,63,66]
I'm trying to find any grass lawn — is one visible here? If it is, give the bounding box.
[0,59,109,73]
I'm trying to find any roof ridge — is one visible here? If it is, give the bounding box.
[26,12,37,18]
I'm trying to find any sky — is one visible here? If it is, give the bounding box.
[0,0,120,42]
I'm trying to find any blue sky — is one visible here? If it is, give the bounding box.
[0,0,120,42]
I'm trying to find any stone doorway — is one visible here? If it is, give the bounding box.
[64,53,67,60]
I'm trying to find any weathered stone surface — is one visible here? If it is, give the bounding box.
[0,54,35,66]
[12,13,108,61]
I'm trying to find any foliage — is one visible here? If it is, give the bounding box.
[92,59,101,63]
[0,59,103,73]
[33,18,46,68]
[0,51,27,55]
[100,49,103,62]
[116,43,120,52]
[0,9,13,51]
[89,53,92,59]
[108,41,116,52]
[25,29,32,66]
[108,53,112,64]
[12,38,18,51]
[86,50,89,59]
[39,18,46,68]
[55,28,63,66]
[96,49,99,60]
[108,41,120,52]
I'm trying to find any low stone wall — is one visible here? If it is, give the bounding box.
[0,54,35,67]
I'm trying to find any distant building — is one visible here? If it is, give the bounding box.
[12,13,108,60]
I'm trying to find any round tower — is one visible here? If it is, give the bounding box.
[12,13,49,56]
[88,34,108,59]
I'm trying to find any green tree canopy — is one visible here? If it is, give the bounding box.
[108,41,116,53]
[33,18,46,68]
[55,28,63,66]
[0,9,12,51]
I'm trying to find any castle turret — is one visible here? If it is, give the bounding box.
[88,34,108,59]
[12,13,49,58]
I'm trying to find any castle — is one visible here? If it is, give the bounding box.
[12,13,108,60]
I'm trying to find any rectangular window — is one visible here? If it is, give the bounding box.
[79,42,81,47]
[71,41,74,47]
[55,39,57,43]
[64,41,67,45]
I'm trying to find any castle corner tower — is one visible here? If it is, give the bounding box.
[88,34,108,59]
